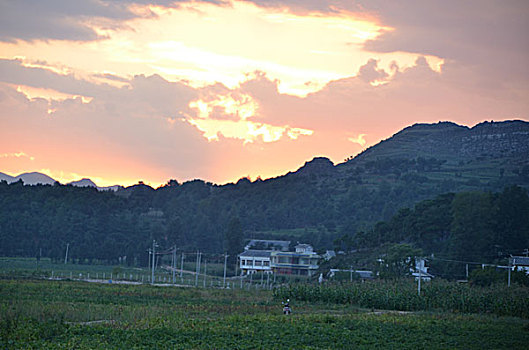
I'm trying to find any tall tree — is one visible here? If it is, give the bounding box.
[225,217,243,265]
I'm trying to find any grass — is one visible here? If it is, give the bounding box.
[1,279,529,349]
[0,257,234,286]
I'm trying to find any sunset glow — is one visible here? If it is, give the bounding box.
[1,0,527,187]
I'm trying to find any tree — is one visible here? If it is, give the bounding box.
[379,243,422,279]
[225,217,243,265]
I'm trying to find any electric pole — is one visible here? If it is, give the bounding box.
[508,257,512,287]
[172,247,176,285]
[417,258,422,296]
[203,259,207,288]
[180,252,184,280]
[195,251,201,287]
[64,243,69,264]
[151,240,157,285]
[223,253,228,288]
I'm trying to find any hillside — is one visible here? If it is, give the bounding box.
[1,120,528,263]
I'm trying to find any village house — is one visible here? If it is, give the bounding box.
[239,250,272,275]
[239,241,320,276]
[270,243,320,276]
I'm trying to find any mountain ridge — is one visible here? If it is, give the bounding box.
[0,172,122,191]
[2,120,527,191]
[1,119,528,261]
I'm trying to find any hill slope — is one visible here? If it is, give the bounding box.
[1,120,528,262]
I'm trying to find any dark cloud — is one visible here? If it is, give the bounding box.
[244,0,529,88]
[357,58,389,83]
[0,0,133,42]
[356,0,529,87]
[0,58,115,96]
[0,0,224,42]
[241,0,337,13]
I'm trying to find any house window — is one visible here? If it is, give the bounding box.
[255,260,262,266]
[263,261,270,266]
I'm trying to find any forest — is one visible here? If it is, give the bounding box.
[1,121,528,267]
[1,176,528,272]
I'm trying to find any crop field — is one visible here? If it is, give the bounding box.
[2,279,529,349]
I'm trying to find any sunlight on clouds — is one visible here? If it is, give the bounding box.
[14,85,93,104]
[0,151,35,161]
[189,93,258,121]
[108,0,399,96]
[348,134,367,146]
[187,93,312,143]
[0,1,445,97]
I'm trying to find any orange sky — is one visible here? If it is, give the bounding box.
[0,0,528,187]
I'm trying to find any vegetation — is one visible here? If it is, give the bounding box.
[1,279,529,349]
[0,121,528,266]
[330,185,529,279]
[274,280,529,319]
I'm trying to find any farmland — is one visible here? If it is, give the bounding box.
[2,278,529,349]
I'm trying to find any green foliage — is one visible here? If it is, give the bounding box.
[351,186,529,279]
[378,244,422,279]
[469,268,504,287]
[225,217,243,265]
[273,280,529,318]
[0,121,528,262]
[1,279,529,349]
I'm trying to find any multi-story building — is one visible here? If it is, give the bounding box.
[270,244,320,276]
[239,250,272,275]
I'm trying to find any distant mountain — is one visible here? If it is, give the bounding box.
[68,178,97,188]
[14,172,56,185]
[0,172,15,183]
[0,172,122,191]
[0,171,56,185]
[349,120,529,163]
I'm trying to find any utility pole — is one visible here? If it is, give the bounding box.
[223,253,228,288]
[180,252,184,279]
[172,247,176,285]
[151,240,157,285]
[466,264,469,280]
[508,257,512,287]
[64,243,69,264]
[417,258,422,296]
[195,251,201,287]
[203,259,207,288]
[350,265,353,282]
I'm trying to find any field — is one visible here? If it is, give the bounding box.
[2,278,529,349]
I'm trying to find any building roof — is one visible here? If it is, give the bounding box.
[244,239,290,251]
[295,243,312,249]
[512,256,529,266]
[271,251,320,258]
[239,250,271,258]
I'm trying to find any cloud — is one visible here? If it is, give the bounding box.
[244,0,529,89]
[357,0,529,87]
[357,58,389,84]
[0,58,115,97]
[0,151,35,161]
[1,45,527,186]
[0,0,222,43]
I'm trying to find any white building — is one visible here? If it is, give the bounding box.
[239,250,272,274]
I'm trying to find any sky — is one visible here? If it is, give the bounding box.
[0,0,528,187]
